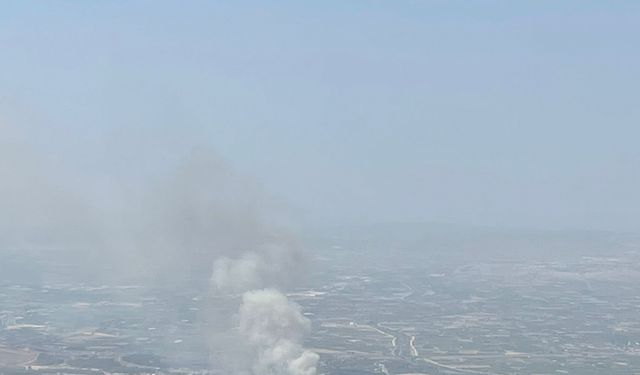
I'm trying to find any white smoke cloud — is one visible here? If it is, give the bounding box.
[211,251,319,375]
[238,289,319,375]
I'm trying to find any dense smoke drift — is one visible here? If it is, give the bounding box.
[0,123,317,374]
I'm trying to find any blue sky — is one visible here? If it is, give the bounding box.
[1,1,639,231]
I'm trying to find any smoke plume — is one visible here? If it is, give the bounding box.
[0,121,318,374]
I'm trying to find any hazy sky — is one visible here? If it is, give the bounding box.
[1,1,639,232]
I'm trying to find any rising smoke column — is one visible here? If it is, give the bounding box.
[141,149,319,375]
[211,248,319,375]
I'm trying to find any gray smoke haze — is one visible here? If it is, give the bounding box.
[1,123,286,277]
[0,124,99,255]
[0,121,317,374]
